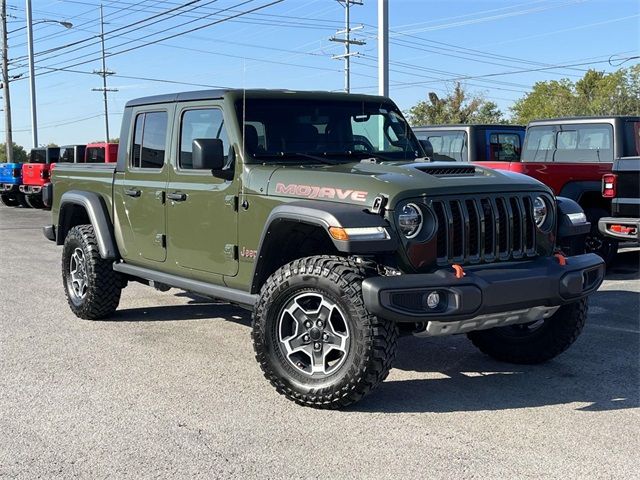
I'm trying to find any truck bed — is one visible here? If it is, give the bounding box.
[50,163,117,222]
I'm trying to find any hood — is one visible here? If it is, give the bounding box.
[247,160,552,210]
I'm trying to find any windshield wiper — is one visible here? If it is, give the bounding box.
[323,150,409,163]
[252,152,342,165]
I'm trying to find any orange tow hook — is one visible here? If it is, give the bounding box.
[452,264,465,279]
[554,253,567,266]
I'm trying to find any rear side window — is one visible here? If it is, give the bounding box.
[555,124,613,162]
[60,148,74,163]
[86,147,105,163]
[522,126,555,162]
[415,131,467,161]
[131,111,168,169]
[30,150,46,164]
[623,121,640,157]
[488,132,521,161]
[179,108,228,169]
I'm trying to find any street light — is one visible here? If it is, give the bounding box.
[26,0,73,148]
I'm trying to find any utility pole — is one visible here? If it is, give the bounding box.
[25,0,37,148]
[330,0,365,93]
[378,0,388,97]
[92,5,117,142]
[1,0,13,162]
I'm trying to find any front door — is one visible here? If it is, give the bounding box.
[166,103,239,276]
[116,109,170,263]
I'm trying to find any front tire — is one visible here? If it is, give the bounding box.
[62,224,123,320]
[252,256,398,409]
[467,299,588,364]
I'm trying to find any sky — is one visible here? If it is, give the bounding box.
[2,0,639,148]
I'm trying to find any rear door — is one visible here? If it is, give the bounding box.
[165,102,239,276]
[115,108,171,263]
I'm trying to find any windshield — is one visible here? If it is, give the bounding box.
[235,98,422,162]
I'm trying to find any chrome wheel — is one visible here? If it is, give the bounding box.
[277,292,350,377]
[69,248,88,300]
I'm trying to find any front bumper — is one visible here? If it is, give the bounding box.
[598,217,640,241]
[361,254,604,323]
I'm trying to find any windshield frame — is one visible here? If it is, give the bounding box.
[235,97,423,164]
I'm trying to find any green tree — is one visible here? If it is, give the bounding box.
[511,65,640,124]
[407,82,504,125]
[0,143,28,163]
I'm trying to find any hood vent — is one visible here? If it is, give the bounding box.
[416,165,477,176]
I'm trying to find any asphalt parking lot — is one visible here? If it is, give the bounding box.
[0,204,638,479]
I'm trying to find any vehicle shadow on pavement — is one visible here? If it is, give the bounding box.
[110,301,251,327]
[606,249,639,280]
[354,344,639,414]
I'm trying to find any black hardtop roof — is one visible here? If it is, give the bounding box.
[125,88,394,108]
[529,115,640,126]
[413,124,525,130]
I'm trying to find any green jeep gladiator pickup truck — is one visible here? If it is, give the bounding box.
[45,89,605,408]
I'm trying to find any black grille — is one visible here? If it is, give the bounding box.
[431,194,538,266]
[417,165,476,176]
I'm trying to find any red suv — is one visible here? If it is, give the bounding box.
[477,116,640,264]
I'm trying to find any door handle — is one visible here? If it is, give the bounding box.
[124,188,141,197]
[167,192,187,202]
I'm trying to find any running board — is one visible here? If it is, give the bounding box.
[113,262,257,309]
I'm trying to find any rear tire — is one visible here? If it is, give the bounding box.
[25,194,44,209]
[467,299,588,365]
[0,193,19,207]
[252,255,398,409]
[62,224,123,320]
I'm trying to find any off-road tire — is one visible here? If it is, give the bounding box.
[0,193,19,207]
[62,224,122,320]
[585,208,618,265]
[25,194,44,209]
[467,299,588,365]
[252,255,398,409]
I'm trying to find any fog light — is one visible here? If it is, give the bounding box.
[426,291,440,309]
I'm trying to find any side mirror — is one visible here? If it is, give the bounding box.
[419,139,433,158]
[192,138,225,171]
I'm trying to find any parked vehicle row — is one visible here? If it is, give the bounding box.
[43,89,605,409]
[415,116,640,264]
[0,142,118,209]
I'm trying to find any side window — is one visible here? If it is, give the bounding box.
[60,148,74,163]
[488,132,521,161]
[131,111,168,169]
[419,131,466,161]
[522,126,555,162]
[554,124,613,162]
[179,108,227,169]
[623,121,640,157]
[86,147,105,163]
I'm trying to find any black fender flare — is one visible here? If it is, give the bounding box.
[556,196,591,239]
[250,200,398,292]
[58,190,118,259]
[558,181,601,203]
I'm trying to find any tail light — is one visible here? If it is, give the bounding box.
[602,174,617,198]
[12,168,21,177]
[40,168,50,179]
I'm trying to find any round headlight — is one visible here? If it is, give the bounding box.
[533,196,548,228]
[398,203,423,238]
